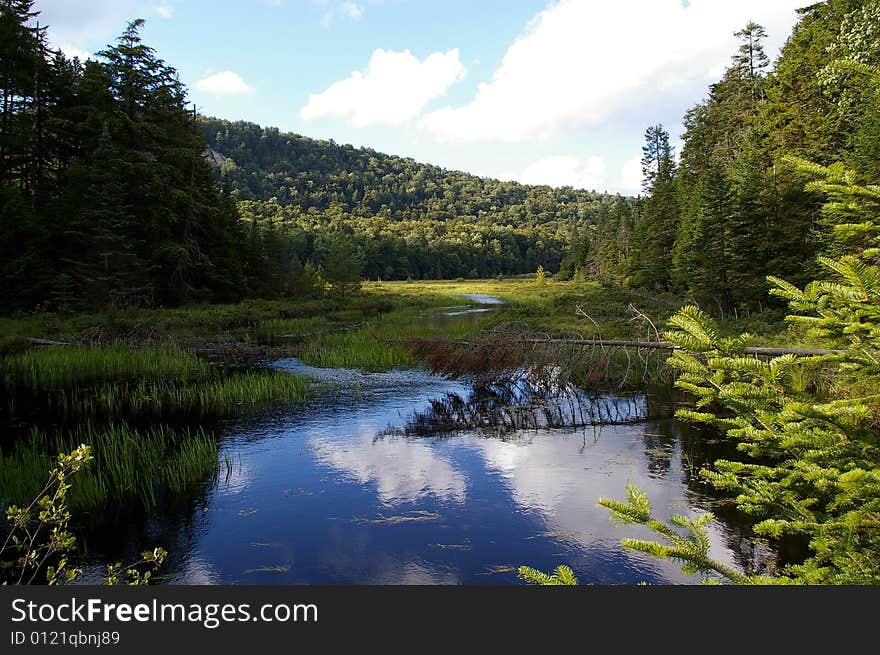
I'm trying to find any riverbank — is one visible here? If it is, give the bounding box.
[0,278,793,584]
[0,278,796,359]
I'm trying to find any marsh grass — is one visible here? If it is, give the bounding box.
[0,423,219,513]
[44,371,311,419]
[2,345,214,393]
[294,306,494,371]
[2,345,311,420]
[300,328,418,370]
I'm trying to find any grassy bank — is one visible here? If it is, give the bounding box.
[361,278,792,342]
[0,278,796,362]
[0,343,312,516]
[3,345,311,420]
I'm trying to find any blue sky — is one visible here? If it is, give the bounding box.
[35,0,806,194]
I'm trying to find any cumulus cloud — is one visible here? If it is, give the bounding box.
[421,0,804,142]
[318,1,364,28]
[503,155,607,190]
[301,49,466,127]
[196,71,256,96]
[36,0,138,62]
[155,5,174,19]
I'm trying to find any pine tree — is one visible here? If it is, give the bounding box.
[631,125,679,291]
[733,21,770,99]
[673,23,774,312]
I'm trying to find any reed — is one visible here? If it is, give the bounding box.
[292,305,493,371]
[44,371,311,419]
[0,423,219,513]
[2,344,215,393]
[299,328,418,371]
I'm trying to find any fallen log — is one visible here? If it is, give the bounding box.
[27,338,71,346]
[434,337,845,357]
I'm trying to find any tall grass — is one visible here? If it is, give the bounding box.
[2,345,214,393]
[295,306,495,371]
[300,329,418,371]
[0,423,219,513]
[46,371,311,418]
[2,345,311,419]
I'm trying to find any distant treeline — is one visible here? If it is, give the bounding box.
[7,0,874,314]
[561,0,880,314]
[199,117,622,282]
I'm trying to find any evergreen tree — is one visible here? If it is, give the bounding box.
[733,21,770,99]
[631,125,679,291]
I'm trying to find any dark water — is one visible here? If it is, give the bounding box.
[74,358,764,585]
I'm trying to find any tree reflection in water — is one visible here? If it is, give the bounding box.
[379,371,660,440]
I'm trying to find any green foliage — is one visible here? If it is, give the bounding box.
[0,424,219,513]
[1,445,92,585]
[517,564,579,586]
[2,345,214,393]
[200,116,615,282]
[2,345,310,420]
[534,265,547,285]
[581,6,880,315]
[1,445,167,585]
[597,485,774,583]
[0,9,322,311]
[603,148,880,584]
[630,125,679,291]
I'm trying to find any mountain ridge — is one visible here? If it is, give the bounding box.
[199,116,624,228]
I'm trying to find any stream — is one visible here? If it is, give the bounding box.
[74,296,765,584]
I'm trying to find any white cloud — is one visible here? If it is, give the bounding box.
[311,431,467,505]
[301,49,466,127]
[504,155,607,190]
[196,71,256,96]
[620,156,643,194]
[155,5,174,19]
[55,42,92,61]
[421,0,804,143]
[36,0,138,63]
[319,1,364,28]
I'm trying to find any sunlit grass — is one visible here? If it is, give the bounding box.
[2,344,214,393]
[295,305,494,371]
[299,328,418,371]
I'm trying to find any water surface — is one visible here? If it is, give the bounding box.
[79,358,758,585]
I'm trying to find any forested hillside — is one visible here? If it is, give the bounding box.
[562,0,880,315]
[199,118,621,283]
[5,0,879,315]
[200,117,605,224]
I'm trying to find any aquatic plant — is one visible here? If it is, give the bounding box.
[45,371,311,419]
[2,344,215,393]
[300,328,418,371]
[0,423,220,513]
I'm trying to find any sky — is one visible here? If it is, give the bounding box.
[33,0,808,195]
